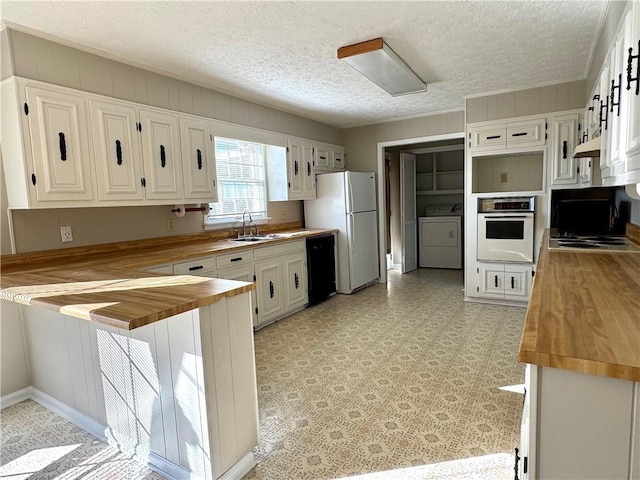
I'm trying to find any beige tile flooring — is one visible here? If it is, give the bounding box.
[0,268,526,480]
[244,269,526,480]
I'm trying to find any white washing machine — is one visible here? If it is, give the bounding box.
[419,205,463,269]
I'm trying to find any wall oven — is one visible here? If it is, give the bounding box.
[477,197,535,263]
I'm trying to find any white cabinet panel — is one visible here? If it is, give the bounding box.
[314,143,331,171]
[139,108,183,200]
[506,118,546,148]
[478,262,531,301]
[551,114,579,185]
[179,116,218,201]
[479,263,505,299]
[626,1,640,174]
[331,145,345,171]
[287,139,303,200]
[301,140,316,199]
[89,98,143,201]
[469,125,507,151]
[25,84,94,202]
[599,54,613,179]
[283,251,307,312]
[254,258,284,325]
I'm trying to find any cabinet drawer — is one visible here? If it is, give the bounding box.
[145,264,173,274]
[506,119,546,147]
[216,250,254,269]
[254,240,305,260]
[469,125,507,151]
[173,256,217,275]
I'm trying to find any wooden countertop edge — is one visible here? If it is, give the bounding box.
[6,281,255,331]
[517,349,640,383]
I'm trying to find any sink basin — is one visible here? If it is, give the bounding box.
[230,236,271,242]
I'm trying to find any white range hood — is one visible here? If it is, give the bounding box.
[573,137,601,158]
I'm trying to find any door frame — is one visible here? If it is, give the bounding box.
[376,132,464,283]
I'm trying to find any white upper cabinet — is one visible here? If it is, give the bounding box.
[179,117,218,202]
[89,98,143,201]
[551,113,580,185]
[599,52,613,179]
[625,1,640,177]
[330,145,345,171]
[301,139,316,198]
[314,143,331,171]
[24,83,94,202]
[468,117,546,153]
[506,118,546,148]
[468,124,507,151]
[287,138,303,200]
[139,108,183,200]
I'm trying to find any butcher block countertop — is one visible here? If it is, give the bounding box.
[0,226,336,330]
[517,228,640,383]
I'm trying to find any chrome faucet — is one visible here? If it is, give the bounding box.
[242,210,253,237]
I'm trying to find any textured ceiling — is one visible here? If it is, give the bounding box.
[0,1,606,129]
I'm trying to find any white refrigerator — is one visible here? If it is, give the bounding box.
[304,171,379,294]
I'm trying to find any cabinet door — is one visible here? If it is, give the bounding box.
[506,118,546,148]
[89,98,143,201]
[504,265,531,299]
[609,11,632,177]
[139,108,183,200]
[479,263,505,299]
[24,84,94,202]
[217,264,258,327]
[254,258,284,326]
[287,139,303,200]
[331,146,345,171]
[580,157,593,184]
[314,143,330,171]
[179,116,217,201]
[551,114,579,185]
[599,53,613,179]
[283,252,307,313]
[469,125,507,151]
[626,2,640,173]
[301,140,316,199]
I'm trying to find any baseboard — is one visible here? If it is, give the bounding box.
[464,296,528,308]
[0,386,32,409]
[31,388,108,443]
[219,451,256,480]
[6,386,253,480]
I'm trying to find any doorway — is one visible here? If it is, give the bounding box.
[377,133,465,282]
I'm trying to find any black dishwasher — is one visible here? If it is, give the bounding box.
[306,234,336,305]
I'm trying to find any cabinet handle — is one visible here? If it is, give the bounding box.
[511,132,527,137]
[511,276,515,289]
[494,275,498,288]
[486,135,501,140]
[307,161,311,176]
[514,447,521,480]
[562,140,567,159]
[58,132,67,161]
[115,140,123,165]
[197,149,203,170]
[599,98,609,131]
[294,272,299,289]
[160,145,166,168]
[230,257,242,262]
[269,280,274,298]
[319,156,326,160]
[628,40,639,95]
[610,74,622,116]
[581,130,589,144]
[294,160,299,175]
[188,265,204,271]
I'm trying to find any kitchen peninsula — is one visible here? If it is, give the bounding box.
[0,227,334,480]
[517,226,640,480]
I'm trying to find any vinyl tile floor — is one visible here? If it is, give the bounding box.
[0,269,526,480]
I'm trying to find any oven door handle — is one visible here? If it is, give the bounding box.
[482,215,530,219]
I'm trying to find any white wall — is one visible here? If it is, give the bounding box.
[0,301,29,397]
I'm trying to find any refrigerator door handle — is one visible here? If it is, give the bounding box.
[349,213,355,254]
[347,174,354,214]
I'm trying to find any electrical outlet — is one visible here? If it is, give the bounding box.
[280,210,286,220]
[60,225,73,243]
[167,219,175,231]
[500,172,508,183]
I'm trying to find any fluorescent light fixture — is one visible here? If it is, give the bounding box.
[338,38,426,96]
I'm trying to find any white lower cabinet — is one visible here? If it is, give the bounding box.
[521,364,640,480]
[254,240,308,328]
[217,263,258,327]
[172,256,217,277]
[478,262,531,300]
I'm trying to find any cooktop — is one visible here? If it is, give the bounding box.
[548,235,640,252]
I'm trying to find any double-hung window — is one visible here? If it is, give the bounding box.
[205,137,268,226]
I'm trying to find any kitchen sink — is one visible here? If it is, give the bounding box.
[230,235,271,242]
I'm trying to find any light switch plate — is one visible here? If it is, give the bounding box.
[500,172,508,183]
[60,225,73,242]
